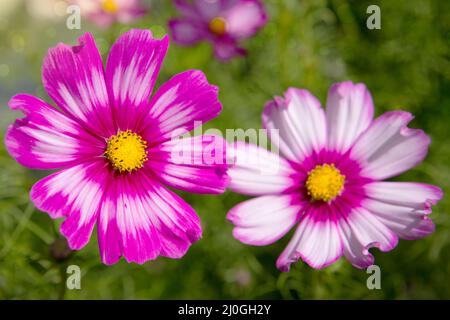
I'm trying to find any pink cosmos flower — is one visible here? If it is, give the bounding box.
[227,82,443,271]
[70,0,147,28]
[5,29,228,265]
[169,0,268,61]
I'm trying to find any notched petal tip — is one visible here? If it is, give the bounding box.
[276,251,302,272]
[423,186,443,213]
[8,94,31,112]
[50,32,95,56]
[329,80,368,93]
[350,252,375,270]
[71,41,86,54]
[262,95,285,116]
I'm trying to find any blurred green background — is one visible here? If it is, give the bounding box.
[0,0,449,299]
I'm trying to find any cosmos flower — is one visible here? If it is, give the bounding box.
[169,0,268,61]
[227,81,443,271]
[70,0,147,28]
[5,29,228,264]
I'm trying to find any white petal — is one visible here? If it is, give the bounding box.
[263,88,327,163]
[276,207,343,271]
[326,81,374,153]
[227,194,303,246]
[351,111,430,179]
[228,142,299,195]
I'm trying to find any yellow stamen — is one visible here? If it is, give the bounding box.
[105,130,148,173]
[306,164,345,202]
[208,17,227,36]
[102,0,118,13]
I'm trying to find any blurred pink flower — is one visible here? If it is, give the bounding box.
[70,0,147,28]
[169,0,268,61]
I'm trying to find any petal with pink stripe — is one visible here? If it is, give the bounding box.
[364,181,442,211]
[42,32,115,137]
[363,182,442,240]
[227,142,300,195]
[5,94,103,170]
[276,206,344,271]
[351,111,431,179]
[147,135,228,194]
[105,29,169,130]
[31,160,109,250]
[141,70,222,145]
[326,81,374,153]
[227,194,305,246]
[98,171,202,265]
[263,88,327,163]
[340,207,398,269]
[363,199,435,241]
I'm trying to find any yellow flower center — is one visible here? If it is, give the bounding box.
[208,17,227,36]
[306,164,345,202]
[105,130,148,173]
[102,0,118,13]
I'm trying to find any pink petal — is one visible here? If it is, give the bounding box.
[224,0,268,39]
[213,39,247,61]
[140,70,222,145]
[363,199,435,241]
[42,32,115,137]
[30,160,109,249]
[105,29,169,130]
[326,81,374,153]
[364,181,442,211]
[5,94,103,170]
[147,135,229,194]
[227,142,300,195]
[350,111,431,179]
[363,182,441,239]
[169,19,205,46]
[276,206,344,271]
[339,207,398,269]
[262,87,327,163]
[98,170,202,265]
[227,194,305,246]
[194,0,224,20]
[337,217,374,268]
[173,0,199,19]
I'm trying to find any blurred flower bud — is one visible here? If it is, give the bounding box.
[49,237,72,262]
